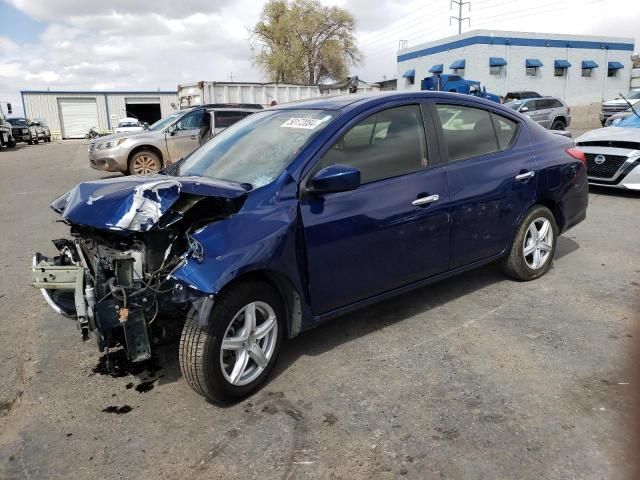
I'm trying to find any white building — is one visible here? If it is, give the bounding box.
[21,90,178,139]
[397,30,635,106]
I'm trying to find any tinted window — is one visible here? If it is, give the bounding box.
[492,115,518,150]
[435,105,499,162]
[175,111,204,130]
[319,105,428,183]
[215,111,245,128]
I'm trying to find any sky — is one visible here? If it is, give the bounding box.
[0,0,639,116]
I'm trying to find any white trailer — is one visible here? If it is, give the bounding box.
[177,82,322,109]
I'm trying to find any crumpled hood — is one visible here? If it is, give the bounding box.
[576,127,640,144]
[51,175,248,232]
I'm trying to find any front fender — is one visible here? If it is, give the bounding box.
[169,191,306,299]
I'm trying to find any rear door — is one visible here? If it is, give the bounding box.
[300,102,451,314]
[533,99,555,128]
[165,110,205,161]
[432,101,537,269]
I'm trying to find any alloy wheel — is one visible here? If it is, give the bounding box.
[220,301,278,387]
[132,155,159,175]
[522,217,553,270]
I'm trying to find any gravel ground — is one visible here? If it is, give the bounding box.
[0,140,638,479]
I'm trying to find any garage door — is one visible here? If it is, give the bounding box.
[59,98,99,139]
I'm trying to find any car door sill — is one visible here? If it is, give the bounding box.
[314,250,506,324]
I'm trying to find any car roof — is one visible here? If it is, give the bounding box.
[206,108,261,112]
[118,117,139,122]
[273,91,502,111]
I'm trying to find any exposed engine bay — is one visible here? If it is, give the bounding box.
[31,176,248,362]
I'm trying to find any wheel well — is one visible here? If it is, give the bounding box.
[215,270,302,339]
[127,145,164,168]
[535,199,564,232]
[552,116,566,125]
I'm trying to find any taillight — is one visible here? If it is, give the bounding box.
[566,147,586,166]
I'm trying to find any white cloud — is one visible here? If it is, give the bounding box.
[1,0,638,117]
[5,0,234,21]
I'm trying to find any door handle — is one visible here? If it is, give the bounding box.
[515,171,535,181]
[412,194,439,206]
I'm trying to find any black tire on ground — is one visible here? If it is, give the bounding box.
[46,136,51,142]
[128,150,162,175]
[7,138,16,147]
[501,205,558,281]
[179,281,285,404]
[28,138,33,145]
[550,119,566,130]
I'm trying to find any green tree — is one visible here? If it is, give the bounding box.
[251,0,362,85]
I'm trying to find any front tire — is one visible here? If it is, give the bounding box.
[179,281,284,404]
[128,150,162,175]
[551,119,566,130]
[501,205,558,281]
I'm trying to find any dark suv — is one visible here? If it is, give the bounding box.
[7,118,39,144]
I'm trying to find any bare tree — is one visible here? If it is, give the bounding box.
[251,0,362,84]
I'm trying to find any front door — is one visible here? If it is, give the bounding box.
[300,104,451,315]
[165,110,205,161]
[432,102,537,269]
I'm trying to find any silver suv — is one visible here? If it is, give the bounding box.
[504,96,571,130]
[89,105,262,175]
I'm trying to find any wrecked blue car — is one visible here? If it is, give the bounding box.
[32,92,588,403]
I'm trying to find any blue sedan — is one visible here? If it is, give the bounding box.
[33,92,588,403]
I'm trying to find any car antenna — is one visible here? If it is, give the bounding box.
[618,93,640,121]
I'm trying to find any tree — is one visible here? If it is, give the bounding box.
[250,0,362,85]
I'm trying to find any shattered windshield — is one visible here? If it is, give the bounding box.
[178,109,335,188]
[614,114,640,128]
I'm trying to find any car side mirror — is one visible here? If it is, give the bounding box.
[520,106,529,112]
[308,164,361,194]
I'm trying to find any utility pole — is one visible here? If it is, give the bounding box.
[450,0,470,35]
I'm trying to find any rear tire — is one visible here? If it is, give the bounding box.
[501,205,558,281]
[128,150,162,175]
[550,119,566,130]
[179,281,284,404]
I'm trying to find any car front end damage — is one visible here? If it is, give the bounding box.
[31,175,248,362]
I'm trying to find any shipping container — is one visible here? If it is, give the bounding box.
[178,82,322,109]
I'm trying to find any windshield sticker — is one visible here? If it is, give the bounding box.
[281,116,331,130]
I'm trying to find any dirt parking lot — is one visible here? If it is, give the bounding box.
[0,141,638,479]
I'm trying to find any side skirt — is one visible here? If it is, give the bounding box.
[313,250,506,326]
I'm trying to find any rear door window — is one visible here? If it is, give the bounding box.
[434,105,500,162]
[492,115,519,150]
[215,111,245,128]
[318,105,428,183]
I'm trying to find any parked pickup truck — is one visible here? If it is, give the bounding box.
[89,104,261,175]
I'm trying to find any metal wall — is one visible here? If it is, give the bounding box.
[22,91,178,137]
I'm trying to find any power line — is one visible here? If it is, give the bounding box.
[358,4,450,47]
[450,0,471,35]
